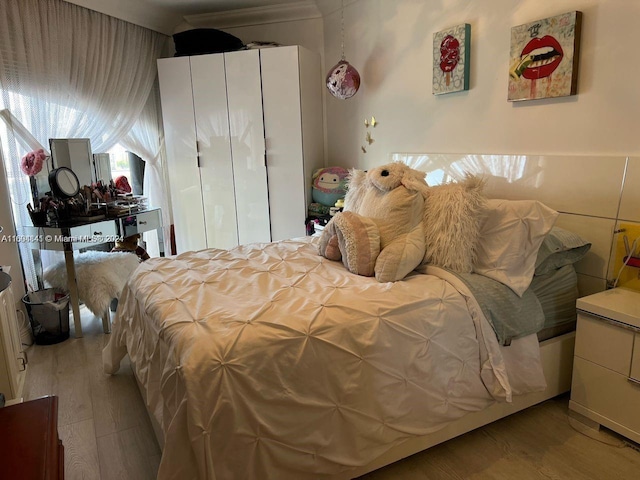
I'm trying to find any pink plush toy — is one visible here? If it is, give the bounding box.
[311,166,349,206]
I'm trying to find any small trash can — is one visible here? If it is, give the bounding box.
[22,289,70,345]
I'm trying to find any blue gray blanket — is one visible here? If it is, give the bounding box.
[449,270,545,346]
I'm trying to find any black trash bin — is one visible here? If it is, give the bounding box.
[22,289,70,345]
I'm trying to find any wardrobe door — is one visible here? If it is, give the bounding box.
[260,47,304,241]
[261,47,324,241]
[190,54,239,250]
[224,50,271,245]
[158,57,206,253]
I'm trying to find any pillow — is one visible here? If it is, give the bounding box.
[423,175,486,272]
[473,199,558,296]
[534,226,591,275]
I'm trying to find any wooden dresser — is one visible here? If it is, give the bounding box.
[0,396,64,479]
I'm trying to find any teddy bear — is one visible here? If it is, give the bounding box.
[111,234,150,261]
[318,162,429,283]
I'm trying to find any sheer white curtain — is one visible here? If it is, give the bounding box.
[121,82,172,257]
[0,0,168,287]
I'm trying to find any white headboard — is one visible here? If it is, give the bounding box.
[391,153,640,296]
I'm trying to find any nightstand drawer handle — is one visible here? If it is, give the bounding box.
[139,221,147,225]
[627,377,640,387]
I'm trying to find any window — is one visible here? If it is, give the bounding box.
[107,144,131,186]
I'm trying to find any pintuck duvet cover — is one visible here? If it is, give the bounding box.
[103,237,546,480]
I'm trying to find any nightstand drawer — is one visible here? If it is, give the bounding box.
[575,313,634,375]
[571,356,640,440]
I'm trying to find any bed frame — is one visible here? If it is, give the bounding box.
[133,153,630,478]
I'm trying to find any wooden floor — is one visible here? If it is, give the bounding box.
[22,310,640,480]
[22,309,160,480]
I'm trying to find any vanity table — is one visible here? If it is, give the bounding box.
[20,207,162,337]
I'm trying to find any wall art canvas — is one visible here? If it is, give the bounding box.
[433,23,470,95]
[508,11,582,101]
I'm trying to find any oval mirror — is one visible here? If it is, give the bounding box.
[49,167,80,198]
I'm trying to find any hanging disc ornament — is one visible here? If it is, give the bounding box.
[326,59,361,100]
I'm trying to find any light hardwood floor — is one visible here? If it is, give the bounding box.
[22,309,160,480]
[22,310,640,480]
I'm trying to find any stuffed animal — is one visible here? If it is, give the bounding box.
[111,234,150,261]
[318,162,429,283]
[311,166,349,206]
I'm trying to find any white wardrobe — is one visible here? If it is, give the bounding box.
[158,45,324,254]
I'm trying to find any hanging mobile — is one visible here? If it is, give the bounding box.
[325,0,361,99]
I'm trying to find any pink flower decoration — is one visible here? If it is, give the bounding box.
[20,148,46,176]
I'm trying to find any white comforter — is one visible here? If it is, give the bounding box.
[103,238,544,479]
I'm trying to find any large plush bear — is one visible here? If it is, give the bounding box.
[318,162,429,282]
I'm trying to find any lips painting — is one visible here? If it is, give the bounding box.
[507,11,582,101]
[520,35,564,80]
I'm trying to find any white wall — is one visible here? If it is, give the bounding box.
[221,18,324,58]
[320,0,640,170]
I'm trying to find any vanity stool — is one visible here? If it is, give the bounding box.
[43,251,141,334]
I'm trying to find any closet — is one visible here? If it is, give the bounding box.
[158,45,324,254]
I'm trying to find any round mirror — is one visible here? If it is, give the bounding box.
[49,167,80,198]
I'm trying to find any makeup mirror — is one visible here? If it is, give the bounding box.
[49,138,94,188]
[93,153,112,184]
[48,167,80,198]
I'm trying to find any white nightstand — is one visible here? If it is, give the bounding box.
[569,287,640,444]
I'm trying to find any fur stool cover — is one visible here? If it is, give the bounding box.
[43,251,141,316]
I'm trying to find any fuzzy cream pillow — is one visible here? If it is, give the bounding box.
[422,175,486,272]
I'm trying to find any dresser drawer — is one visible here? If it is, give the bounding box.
[119,210,162,237]
[87,220,118,238]
[575,313,634,375]
[571,356,640,440]
[66,220,118,249]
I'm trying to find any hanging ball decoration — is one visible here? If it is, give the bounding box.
[326,59,361,100]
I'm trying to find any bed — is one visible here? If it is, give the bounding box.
[102,198,591,479]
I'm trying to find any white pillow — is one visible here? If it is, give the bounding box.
[473,199,558,296]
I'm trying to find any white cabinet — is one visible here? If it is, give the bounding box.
[0,272,27,402]
[158,46,324,254]
[569,287,640,444]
